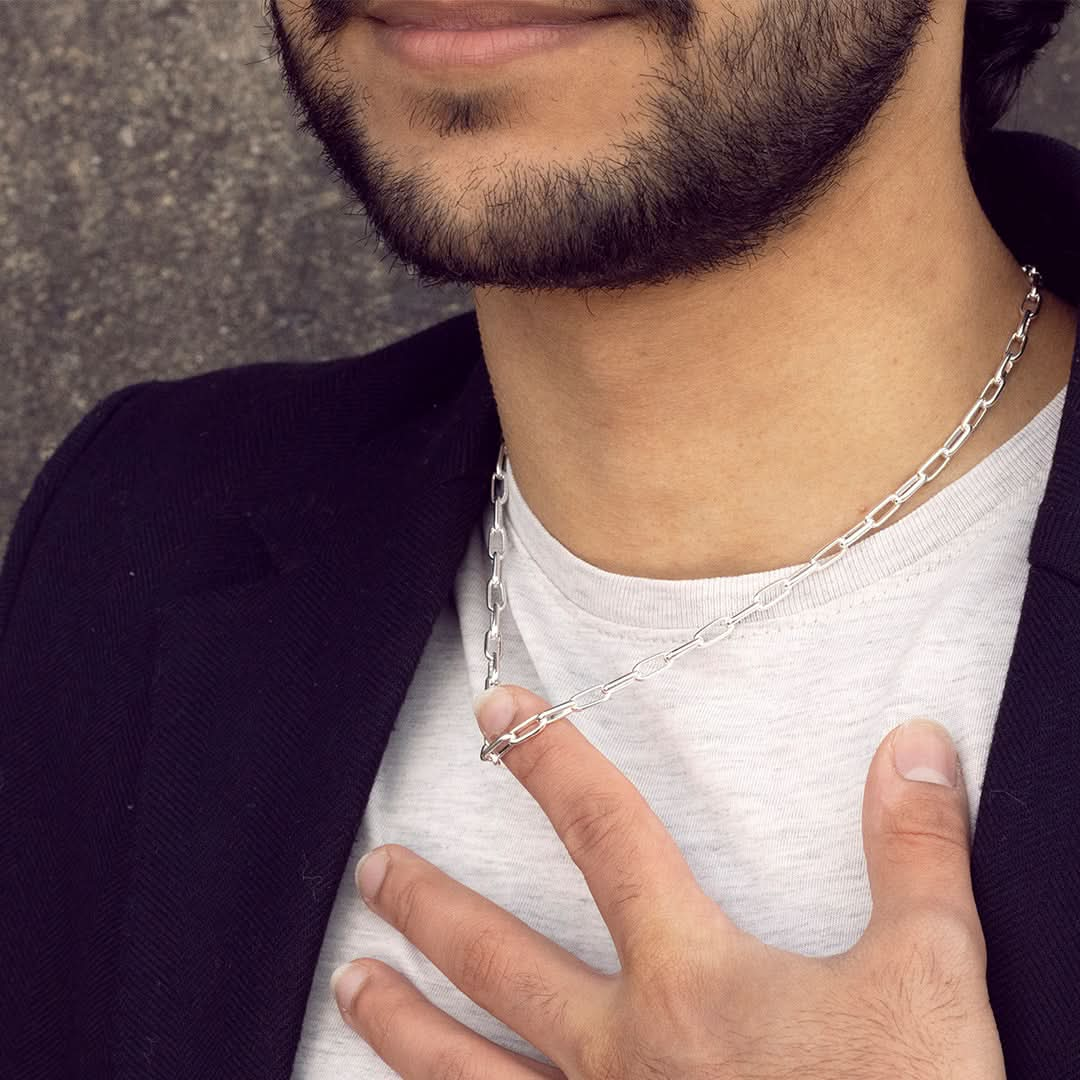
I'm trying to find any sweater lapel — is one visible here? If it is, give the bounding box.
[969,318,1080,1075]
[111,341,503,1079]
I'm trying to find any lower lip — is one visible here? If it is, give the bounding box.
[369,16,624,68]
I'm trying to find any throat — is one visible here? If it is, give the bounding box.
[499,287,1075,583]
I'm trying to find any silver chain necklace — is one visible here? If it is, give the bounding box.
[478,264,1044,765]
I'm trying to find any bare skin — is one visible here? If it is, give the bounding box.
[268,0,1077,579]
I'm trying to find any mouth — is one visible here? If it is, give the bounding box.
[367,13,628,69]
[365,1,633,29]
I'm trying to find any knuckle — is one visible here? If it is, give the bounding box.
[429,1043,486,1080]
[450,920,513,998]
[361,980,415,1059]
[607,865,647,920]
[879,791,968,865]
[389,866,430,943]
[561,788,637,866]
[507,960,571,1031]
[513,724,573,786]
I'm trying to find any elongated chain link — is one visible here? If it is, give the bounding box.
[480,265,1044,764]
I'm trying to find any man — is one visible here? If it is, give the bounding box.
[2,0,1078,1077]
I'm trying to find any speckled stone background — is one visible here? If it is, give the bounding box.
[0,3,1077,550]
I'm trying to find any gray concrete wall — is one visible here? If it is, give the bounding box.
[1,2,1077,551]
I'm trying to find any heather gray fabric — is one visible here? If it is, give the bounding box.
[292,384,1064,1077]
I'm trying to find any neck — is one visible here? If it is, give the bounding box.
[472,131,1077,580]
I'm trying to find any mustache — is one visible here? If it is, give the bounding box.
[283,0,697,39]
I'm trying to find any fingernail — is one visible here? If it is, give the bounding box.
[331,960,369,1012]
[472,686,516,739]
[893,718,958,788]
[355,847,389,903]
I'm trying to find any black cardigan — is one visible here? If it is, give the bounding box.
[2,128,1079,1079]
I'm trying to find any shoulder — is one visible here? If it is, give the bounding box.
[45,307,480,496]
[123,308,481,466]
[0,309,482,635]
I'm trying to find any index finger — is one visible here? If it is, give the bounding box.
[473,683,729,970]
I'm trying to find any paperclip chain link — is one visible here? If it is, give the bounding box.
[479,265,1043,764]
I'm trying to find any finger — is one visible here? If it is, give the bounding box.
[331,957,566,1079]
[354,843,607,1063]
[860,718,985,958]
[473,684,727,969]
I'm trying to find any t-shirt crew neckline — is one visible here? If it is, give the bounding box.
[498,385,1066,631]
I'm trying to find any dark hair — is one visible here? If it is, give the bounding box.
[961,1,1074,153]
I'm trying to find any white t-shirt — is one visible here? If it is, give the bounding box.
[290,383,1066,1078]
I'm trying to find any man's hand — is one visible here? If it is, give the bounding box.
[330,684,1006,1079]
